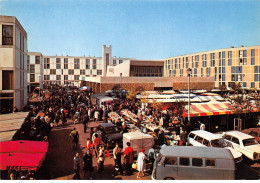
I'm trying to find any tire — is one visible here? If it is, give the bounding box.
[164,177,174,180]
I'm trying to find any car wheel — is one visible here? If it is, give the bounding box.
[164,177,174,180]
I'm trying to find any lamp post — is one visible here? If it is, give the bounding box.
[120,73,122,101]
[187,68,192,123]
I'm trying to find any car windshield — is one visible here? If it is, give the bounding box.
[242,138,258,146]
[104,126,117,134]
[211,138,227,148]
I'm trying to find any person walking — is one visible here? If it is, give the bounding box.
[70,128,79,149]
[137,149,147,178]
[123,142,134,175]
[148,145,156,173]
[83,150,93,179]
[85,138,93,153]
[93,134,101,157]
[73,152,81,180]
[180,128,188,146]
[83,114,89,133]
[97,147,105,172]
[112,143,123,176]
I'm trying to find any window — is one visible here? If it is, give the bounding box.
[186,57,189,68]
[113,60,116,65]
[74,59,80,69]
[93,59,97,69]
[30,74,35,82]
[106,53,109,65]
[195,136,203,143]
[80,70,85,75]
[30,65,35,73]
[64,58,68,64]
[44,75,50,80]
[206,159,216,167]
[201,68,203,77]
[251,49,255,65]
[228,59,232,66]
[2,25,13,45]
[192,158,203,167]
[64,64,68,69]
[175,59,178,69]
[203,139,210,146]
[180,158,190,166]
[64,75,68,80]
[164,157,177,165]
[68,70,74,75]
[50,69,56,74]
[36,56,40,64]
[44,58,50,69]
[97,70,102,75]
[202,54,207,67]
[56,75,61,80]
[180,69,183,77]
[251,82,255,88]
[56,64,61,69]
[189,133,195,139]
[194,68,197,77]
[2,71,14,90]
[206,68,210,77]
[119,60,123,64]
[56,58,61,64]
[74,75,79,80]
[86,59,90,69]
[231,137,239,144]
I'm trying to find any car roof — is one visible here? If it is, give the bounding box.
[99,123,116,128]
[224,131,253,140]
[160,146,233,159]
[189,130,221,141]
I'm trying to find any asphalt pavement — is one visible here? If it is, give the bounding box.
[37,119,152,180]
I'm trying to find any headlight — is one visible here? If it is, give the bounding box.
[253,152,258,160]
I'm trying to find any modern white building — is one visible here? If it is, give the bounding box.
[0,15,28,114]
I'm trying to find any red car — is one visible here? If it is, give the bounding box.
[241,128,260,143]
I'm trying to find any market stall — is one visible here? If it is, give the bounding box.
[123,132,154,156]
[121,109,138,123]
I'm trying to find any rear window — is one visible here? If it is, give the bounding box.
[206,159,216,167]
[192,158,203,167]
[180,158,190,166]
[242,138,258,146]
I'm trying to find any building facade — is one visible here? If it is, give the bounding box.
[0,15,28,114]
[164,46,260,89]
[27,52,43,92]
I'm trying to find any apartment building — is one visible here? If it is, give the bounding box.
[27,52,43,92]
[40,45,131,87]
[164,46,260,89]
[0,15,28,114]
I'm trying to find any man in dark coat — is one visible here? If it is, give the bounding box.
[83,150,93,179]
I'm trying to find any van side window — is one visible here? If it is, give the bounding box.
[192,158,203,167]
[231,137,239,144]
[164,157,177,165]
[203,139,210,146]
[189,133,195,139]
[206,159,216,167]
[224,135,232,141]
[180,158,190,166]
[195,136,203,143]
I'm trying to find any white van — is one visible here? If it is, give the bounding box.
[152,146,236,180]
[187,130,243,163]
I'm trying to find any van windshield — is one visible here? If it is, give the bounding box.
[211,138,228,148]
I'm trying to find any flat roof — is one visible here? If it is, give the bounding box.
[160,146,233,159]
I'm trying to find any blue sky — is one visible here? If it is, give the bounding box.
[1,0,260,59]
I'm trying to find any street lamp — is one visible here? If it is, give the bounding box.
[120,73,122,101]
[187,68,192,123]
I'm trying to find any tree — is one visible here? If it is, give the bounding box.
[126,87,138,101]
[167,100,186,122]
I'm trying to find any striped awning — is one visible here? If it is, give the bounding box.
[183,102,233,117]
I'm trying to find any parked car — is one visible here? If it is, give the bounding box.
[187,130,243,163]
[97,123,123,148]
[241,128,260,143]
[152,146,235,180]
[221,131,260,162]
